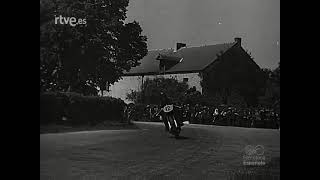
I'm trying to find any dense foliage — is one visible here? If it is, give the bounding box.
[126,77,189,104]
[259,62,280,109]
[40,0,148,95]
[40,92,126,125]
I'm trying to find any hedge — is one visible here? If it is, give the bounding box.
[40,92,126,125]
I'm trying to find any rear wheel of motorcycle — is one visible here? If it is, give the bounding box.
[168,116,176,134]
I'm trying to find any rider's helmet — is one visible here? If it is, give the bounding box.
[159,91,170,107]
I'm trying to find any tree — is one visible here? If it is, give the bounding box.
[40,0,53,26]
[261,68,273,81]
[271,62,280,107]
[126,77,189,104]
[258,62,280,108]
[271,62,280,86]
[126,90,143,104]
[126,77,227,106]
[40,0,148,95]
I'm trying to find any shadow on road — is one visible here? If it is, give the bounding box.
[169,135,191,140]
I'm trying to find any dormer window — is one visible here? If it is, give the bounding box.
[183,78,188,82]
[156,53,181,72]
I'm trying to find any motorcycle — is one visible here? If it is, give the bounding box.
[156,104,183,138]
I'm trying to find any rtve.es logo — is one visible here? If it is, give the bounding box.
[54,15,86,27]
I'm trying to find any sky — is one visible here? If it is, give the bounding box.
[126,0,280,69]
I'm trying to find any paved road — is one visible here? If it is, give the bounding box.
[40,122,280,180]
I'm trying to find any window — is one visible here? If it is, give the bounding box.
[183,78,188,82]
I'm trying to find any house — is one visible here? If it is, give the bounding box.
[105,37,264,104]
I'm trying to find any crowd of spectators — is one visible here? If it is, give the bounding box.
[124,103,280,129]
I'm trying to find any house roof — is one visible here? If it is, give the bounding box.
[124,42,237,76]
[123,49,175,75]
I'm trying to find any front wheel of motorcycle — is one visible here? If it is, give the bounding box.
[167,116,179,138]
[174,126,181,139]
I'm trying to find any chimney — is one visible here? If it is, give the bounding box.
[176,43,186,51]
[234,37,241,46]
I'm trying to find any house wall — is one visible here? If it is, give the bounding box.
[105,73,202,103]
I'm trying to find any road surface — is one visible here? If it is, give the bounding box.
[40,121,280,180]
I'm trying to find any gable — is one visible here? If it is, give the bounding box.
[201,44,264,92]
[203,44,261,74]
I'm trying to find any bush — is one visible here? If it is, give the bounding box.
[40,92,126,125]
[40,92,65,125]
[129,103,148,121]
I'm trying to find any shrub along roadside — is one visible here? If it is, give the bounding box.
[40,92,126,126]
